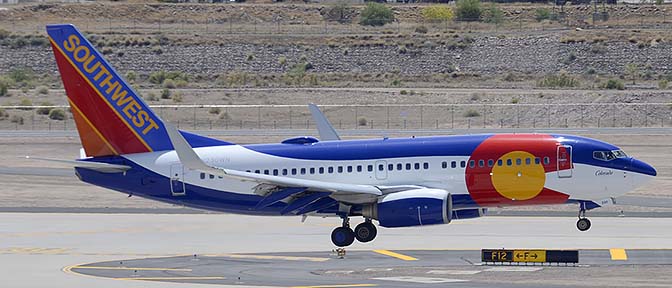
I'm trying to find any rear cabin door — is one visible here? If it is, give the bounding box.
[557,145,573,178]
[170,164,186,196]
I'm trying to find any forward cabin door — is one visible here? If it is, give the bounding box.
[557,145,573,178]
[170,163,186,196]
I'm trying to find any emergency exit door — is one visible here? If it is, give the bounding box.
[170,164,186,196]
[557,145,573,178]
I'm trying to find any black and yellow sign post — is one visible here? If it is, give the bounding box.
[482,249,578,264]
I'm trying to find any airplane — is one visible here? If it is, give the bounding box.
[40,24,657,247]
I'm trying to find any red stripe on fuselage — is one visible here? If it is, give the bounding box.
[52,42,150,155]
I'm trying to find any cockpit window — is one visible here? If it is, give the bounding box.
[593,150,628,161]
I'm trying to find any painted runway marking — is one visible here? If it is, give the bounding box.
[290,284,377,288]
[116,276,225,281]
[203,253,329,262]
[324,270,354,274]
[610,248,628,261]
[73,266,192,272]
[484,267,543,272]
[427,270,482,275]
[364,268,393,272]
[373,276,468,284]
[372,250,418,261]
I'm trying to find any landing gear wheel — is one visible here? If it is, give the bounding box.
[354,222,377,243]
[331,227,355,247]
[577,218,591,231]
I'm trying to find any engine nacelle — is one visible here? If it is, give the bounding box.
[362,188,452,228]
[452,208,487,220]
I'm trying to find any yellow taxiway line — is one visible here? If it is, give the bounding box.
[372,250,418,261]
[116,276,225,281]
[72,266,192,271]
[609,248,628,261]
[290,284,377,288]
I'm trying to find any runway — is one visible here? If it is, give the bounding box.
[2,213,672,287]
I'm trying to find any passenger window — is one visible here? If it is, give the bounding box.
[200,173,205,179]
[368,165,373,172]
[414,163,420,170]
[506,159,512,166]
[451,161,457,168]
[245,170,251,173]
[337,166,343,173]
[397,163,403,170]
[347,166,353,173]
[423,163,429,169]
[209,174,214,179]
[273,169,279,176]
[460,161,466,168]
[478,160,484,167]
[357,165,363,172]
[487,159,494,167]
[379,164,385,171]
[255,170,260,174]
[319,167,324,174]
[544,157,550,165]
[535,157,541,164]
[291,168,297,175]
[388,164,394,171]
[406,163,411,170]
[497,159,503,166]
[300,168,306,175]
[328,167,334,173]
[525,158,531,165]
[442,161,447,169]
[469,160,475,168]
[310,168,315,174]
[516,158,522,166]
[264,170,270,175]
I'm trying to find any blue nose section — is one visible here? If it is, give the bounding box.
[629,158,657,176]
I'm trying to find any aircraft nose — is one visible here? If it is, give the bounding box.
[629,158,657,177]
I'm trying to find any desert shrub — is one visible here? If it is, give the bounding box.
[323,1,355,23]
[415,26,428,34]
[101,47,114,55]
[163,79,176,89]
[422,5,454,22]
[359,3,394,27]
[400,90,408,95]
[511,97,519,104]
[37,101,54,115]
[0,77,8,96]
[535,8,551,22]
[659,79,669,89]
[48,109,66,120]
[603,79,625,90]
[10,115,24,125]
[126,71,137,82]
[0,29,10,40]
[537,73,579,88]
[464,109,480,117]
[503,72,516,82]
[36,86,49,95]
[246,53,255,61]
[278,56,287,65]
[171,92,183,103]
[470,93,481,101]
[0,108,7,120]
[149,70,188,85]
[358,117,368,126]
[455,0,481,21]
[18,98,33,110]
[9,68,34,83]
[151,46,163,55]
[482,3,504,24]
[146,92,158,101]
[390,79,401,87]
[209,107,221,115]
[160,88,171,99]
[174,79,188,88]
[624,63,639,84]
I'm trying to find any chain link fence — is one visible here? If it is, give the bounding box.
[1,103,670,131]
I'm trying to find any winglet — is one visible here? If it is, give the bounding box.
[308,104,340,141]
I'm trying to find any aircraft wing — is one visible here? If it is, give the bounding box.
[165,124,381,198]
[308,103,340,141]
[24,156,131,173]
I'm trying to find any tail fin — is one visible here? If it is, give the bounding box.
[47,24,171,157]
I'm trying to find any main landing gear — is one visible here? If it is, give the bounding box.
[576,205,592,232]
[331,217,378,247]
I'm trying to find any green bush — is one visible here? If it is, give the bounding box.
[48,109,66,121]
[209,107,221,115]
[537,73,579,88]
[160,88,171,99]
[37,101,54,115]
[455,0,482,21]
[359,3,394,26]
[171,92,183,103]
[535,8,551,22]
[163,79,176,89]
[604,79,625,90]
[464,109,481,117]
[659,79,669,89]
[323,1,355,23]
[422,5,454,22]
[126,71,137,82]
[415,26,428,34]
[18,98,33,110]
[149,70,188,85]
[36,86,49,95]
[358,117,368,126]
[9,68,34,83]
[482,3,504,24]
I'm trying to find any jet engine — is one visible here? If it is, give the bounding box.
[362,188,452,228]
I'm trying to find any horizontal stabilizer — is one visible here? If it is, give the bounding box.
[25,156,131,173]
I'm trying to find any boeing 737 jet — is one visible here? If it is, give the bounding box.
[42,24,656,247]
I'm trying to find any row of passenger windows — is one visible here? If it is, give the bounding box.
[198,156,551,180]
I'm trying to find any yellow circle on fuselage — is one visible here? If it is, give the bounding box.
[491,151,546,201]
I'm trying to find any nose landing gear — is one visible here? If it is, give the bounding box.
[576,205,592,232]
[331,217,378,247]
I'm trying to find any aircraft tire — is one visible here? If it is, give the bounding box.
[354,222,377,243]
[331,227,355,247]
[577,218,591,231]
